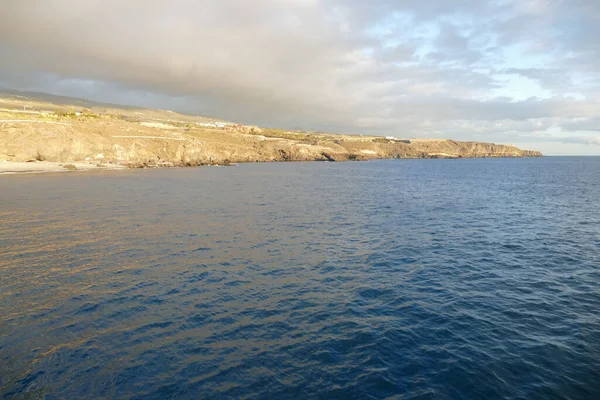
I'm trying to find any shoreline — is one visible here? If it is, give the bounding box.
[1,92,543,174]
[0,156,545,176]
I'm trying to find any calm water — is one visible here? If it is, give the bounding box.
[1,158,600,399]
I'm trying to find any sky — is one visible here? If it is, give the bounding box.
[1,0,599,155]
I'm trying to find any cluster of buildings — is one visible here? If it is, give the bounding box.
[385,136,411,143]
[196,121,231,128]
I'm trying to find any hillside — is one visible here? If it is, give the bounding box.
[0,92,542,170]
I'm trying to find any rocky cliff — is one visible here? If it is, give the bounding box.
[0,94,542,167]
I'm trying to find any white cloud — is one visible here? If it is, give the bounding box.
[0,0,599,154]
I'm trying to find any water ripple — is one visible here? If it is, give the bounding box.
[1,158,600,399]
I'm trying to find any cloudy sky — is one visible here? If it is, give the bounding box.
[1,0,599,155]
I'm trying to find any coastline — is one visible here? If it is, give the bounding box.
[0,156,544,176]
[0,94,543,173]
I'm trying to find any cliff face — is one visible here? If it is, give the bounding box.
[0,98,542,167]
[398,139,543,159]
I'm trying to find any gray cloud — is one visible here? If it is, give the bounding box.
[0,0,599,154]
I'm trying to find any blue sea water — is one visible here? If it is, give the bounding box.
[1,157,600,399]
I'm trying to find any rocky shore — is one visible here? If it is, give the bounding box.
[0,93,542,174]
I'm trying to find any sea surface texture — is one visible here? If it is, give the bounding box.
[1,158,599,399]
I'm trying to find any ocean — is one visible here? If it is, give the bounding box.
[1,157,599,399]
